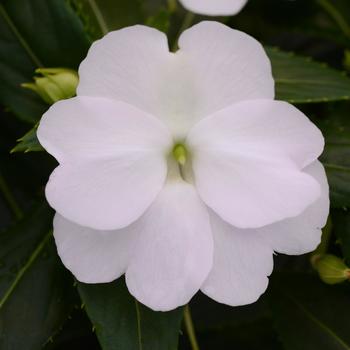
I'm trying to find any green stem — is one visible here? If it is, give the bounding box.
[134,299,143,350]
[0,3,43,67]
[167,0,177,13]
[171,11,195,51]
[0,173,23,220]
[0,230,52,309]
[184,305,200,350]
[317,0,350,39]
[88,0,109,35]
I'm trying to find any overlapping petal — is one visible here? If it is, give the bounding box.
[37,96,172,162]
[177,22,274,118]
[126,182,213,311]
[188,99,324,228]
[179,0,248,16]
[201,161,328,306]
[77,22,274,137]
[38,96,172,230]
[201,212,274,306]
[53,214,137,283]
[259,161,329,255]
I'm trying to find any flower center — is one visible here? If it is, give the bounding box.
[172,143,188,165]
[168,143,193,184]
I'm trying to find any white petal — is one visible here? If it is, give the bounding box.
[77,25,173,118]
[188,99,324,169]
[188,99,323,228]
[177,22,274,119]
[125,182,213,311]
[201,212,274,306]
[53,214,137,283]
[37,96,172,163]
[38,96,171,230]
[202,162,329,306]
[179,0,248,16]
[259,161,330,255]
[46,153,167,230]
[77,23,274,137]
[77,25,198,138]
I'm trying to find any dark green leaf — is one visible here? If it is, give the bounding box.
[331,209,350,265]
[193,318,282,350]
[319,104,350,208]
[11,125,43,153]
[146,8,171,33]
[78,279,184,350]
[0,0,90,123]
[266,47,350,103]
[269,273,350,350]
[0,203,77,349]
[69,0,144,40]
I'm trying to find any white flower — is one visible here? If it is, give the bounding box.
[179,0,248,16]
[37,21,329,311]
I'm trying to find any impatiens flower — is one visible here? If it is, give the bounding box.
[179,0,248,16]
[37,21,329,311]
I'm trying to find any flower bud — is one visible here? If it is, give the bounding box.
[22,68,78,104]
[314,254,350,285]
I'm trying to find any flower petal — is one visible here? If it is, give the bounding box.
[53,214,137,283]
[201,212,274,306]
[188,99,323,228]
[188,99,324,169]
[178,21,274,118]
[201,162,329,306]
[179,0,248,16]
[77,23,274,137]
[259,161,329,255]
[76,25,199,138]
[38,96,171,230]
[77,25,173,118]
[37,96,172,163]
[46,153,167,230]
[125,182,213,311]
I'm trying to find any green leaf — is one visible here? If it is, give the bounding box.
[269,273,350,350]
[78,279,184,350]
[266,47,350,103]
[69,0,144,39]
[146,7,171,33]
[0,0,90,123]
[0,203,77,349]
[194,318,282,350]
[318,104,350,208]
[11,125,43,153]
[331,209,350,265]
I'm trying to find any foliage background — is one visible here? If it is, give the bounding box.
[1,0,350,349]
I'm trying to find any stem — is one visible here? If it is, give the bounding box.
[88,0,109,36]
[0,173,23,220]
[171,11,195,51]
[0,230,52,309]
[317,0,350,39]
[0,4,43,67]
[167,0,177,13]
[184,305,200,350]
[134,299,143,350]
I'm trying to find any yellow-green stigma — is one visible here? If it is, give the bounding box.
[172,143,187,166]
